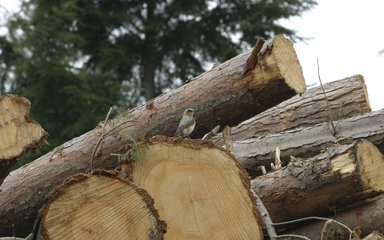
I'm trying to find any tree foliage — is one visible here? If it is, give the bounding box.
[1,0,316,163]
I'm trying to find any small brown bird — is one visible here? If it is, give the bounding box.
[175,108,196,138]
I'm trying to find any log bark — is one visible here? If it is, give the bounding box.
[36,170,166,240]
[282,195,384,239]
[234,109,384,175]
[364,231,384,240]
[118,34,305,140]
[0,94,47,185]
[213,74,371,145]
[131,137,263,240]
[0,35,305,237]
[251,140,384,223]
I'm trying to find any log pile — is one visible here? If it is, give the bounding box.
[212,74,371,144]
[1,35,383,239]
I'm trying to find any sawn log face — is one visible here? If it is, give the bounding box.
[38,170,166,240]
[0,94,47,184]
[131,137,263,240]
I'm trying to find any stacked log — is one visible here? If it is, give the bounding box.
[233,109,384,176]
[1,33,384,239]
[33,137,264,240]
[213,74,371,144]
[281,195,384,239]
[252,139,384,222]
[227,74,383,238]
[0,35,304,237]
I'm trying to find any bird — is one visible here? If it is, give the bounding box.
[175,108,196,138]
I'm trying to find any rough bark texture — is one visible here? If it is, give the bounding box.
[0,94,47,185]
[251,140,384,223]
[37,170,166,240]
[364,232,384,240]
[283,195,384,239]
[0,35,305,237]
[131,137,263,240]
[119,34,305,140]
[234,109,384,175]
[213,74,371,145]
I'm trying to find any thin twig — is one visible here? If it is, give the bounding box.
[275,146,281,170]
[251,189,278,239]
[317,59,337,136]
[334,101,344,130]
[253,190,355,239]
[102,119,137,139]
[30,211,42,240]
[270,163,276,171]
[223,126,233,154]
[202,125,220,140]
[90,107,113,171]
[320,219,332,240]
[272,216,354,238]
[260,165,267,175]
[275,234,311,240]
[12,224,16,240]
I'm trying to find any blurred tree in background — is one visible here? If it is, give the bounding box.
[0,0,316,166]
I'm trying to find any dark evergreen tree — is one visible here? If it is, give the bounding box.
[2,0,316,164]
[0,36,16,94]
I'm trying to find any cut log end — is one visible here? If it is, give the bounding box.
[249,35,306,95]
[0,94,47,158]
[39,170,166,240]
[358,74,372,110]
[132,137,263,240]
[330,139,384,193]
[272,36,306,93]
[0,94,47,184]
[355,140,384,192]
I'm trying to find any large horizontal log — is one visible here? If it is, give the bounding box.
[251,140,384,223]
[213,74,371,145]
[0,35,305,237]
[121,34,305,139]
[282,195,384,239]
[234,109,384,175]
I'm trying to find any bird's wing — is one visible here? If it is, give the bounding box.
[176,117,195,132]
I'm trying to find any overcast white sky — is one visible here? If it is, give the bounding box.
[282,0,384,110]
[1,1,383,110]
